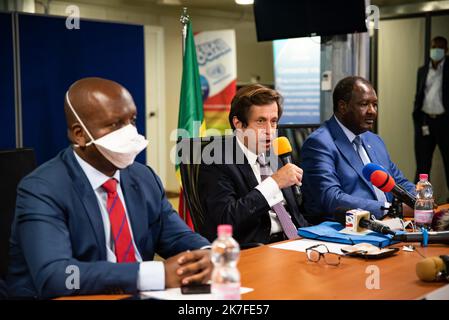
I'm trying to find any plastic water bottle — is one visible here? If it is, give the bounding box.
[211,224,241,300]
[414,174,434,230]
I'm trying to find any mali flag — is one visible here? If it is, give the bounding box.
[176,20,206,230]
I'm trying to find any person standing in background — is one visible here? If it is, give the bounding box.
[413,36,449,199]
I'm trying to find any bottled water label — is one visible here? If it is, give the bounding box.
[414,210,433,224]
[211,282,241,300]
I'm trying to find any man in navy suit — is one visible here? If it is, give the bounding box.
[7,78,211,299]
[301,76,415,221]
[198,84,309,244]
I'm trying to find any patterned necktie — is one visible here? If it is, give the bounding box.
[257,153,299,240]
[353,136,387,203]
[102,178,136,263]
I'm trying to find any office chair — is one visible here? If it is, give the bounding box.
[178,136,263,250]
[0,148,37,298]
[278,124,320,166]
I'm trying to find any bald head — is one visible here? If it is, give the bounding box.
[64,77,135,130]
[65,77,139,175]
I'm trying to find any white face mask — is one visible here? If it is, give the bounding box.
[66,91,148,169]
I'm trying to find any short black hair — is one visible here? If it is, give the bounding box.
[229,84,283,130]
[433,36,448,48]
[333,76,373,112]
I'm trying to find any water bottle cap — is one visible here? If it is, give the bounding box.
[217,224,233,237]
[419,174,428,181]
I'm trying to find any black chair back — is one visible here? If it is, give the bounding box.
[278,124,320,166]
[0,148,37,281]
[178,137,217,232]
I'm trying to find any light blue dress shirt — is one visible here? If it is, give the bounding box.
[73,151,164,291]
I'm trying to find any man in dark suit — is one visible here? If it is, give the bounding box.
[301,76,415,221]
[198,84,309,244]
[7,78,211,299]
[413,36,449,191]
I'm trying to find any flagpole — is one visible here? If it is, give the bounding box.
[179,6,190,227]
[180,7,189,57]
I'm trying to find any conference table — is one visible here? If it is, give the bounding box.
[57,240,449,300]
[239,240,448,300]
[55,205,449,300]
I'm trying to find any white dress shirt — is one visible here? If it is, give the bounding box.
[236,137,285,234]
[422,58,445,115]
[334,117,389,208]
[73,151,164,291]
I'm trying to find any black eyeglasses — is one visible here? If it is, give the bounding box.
[305,244,341,266]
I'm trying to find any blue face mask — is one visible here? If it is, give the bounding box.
[430,48,445,62]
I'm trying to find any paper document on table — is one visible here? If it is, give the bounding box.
[141,287,253,300]
[270,239,347,255]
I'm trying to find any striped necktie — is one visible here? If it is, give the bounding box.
[102,178,137,263]
[257,153,299,240]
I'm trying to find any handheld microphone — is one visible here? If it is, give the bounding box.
[362,163,416,208]
[393,230,449,244]
[272,136,301,198]
[334,207,395,235]
[416,255,449,282]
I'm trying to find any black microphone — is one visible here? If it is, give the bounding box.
[393,231,449,244]
[358,218,396,236]
[334,207,395,235]
[272,137,301,198]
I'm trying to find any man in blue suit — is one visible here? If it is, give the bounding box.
[7,78,211,299]
[301,76,415,222]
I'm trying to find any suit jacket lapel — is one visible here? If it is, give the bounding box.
[120,169,147,255]
[62,148,107,260]
[233,136,259,189]
[327,117,376,196]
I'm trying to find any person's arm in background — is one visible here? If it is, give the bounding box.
[413,67,425,124]
[301,136,386,218]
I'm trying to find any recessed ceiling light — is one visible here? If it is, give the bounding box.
[157,0,182,5]
[235,0,254,5]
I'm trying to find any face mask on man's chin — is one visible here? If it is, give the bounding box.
[66,91,148,169]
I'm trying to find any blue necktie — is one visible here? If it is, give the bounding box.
[353,136,387,203]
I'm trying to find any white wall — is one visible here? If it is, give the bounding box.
[378,16,449,203]
[39,0,274,191]
[378,18,425,192]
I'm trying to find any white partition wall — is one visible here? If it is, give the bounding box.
[378,18,425,196]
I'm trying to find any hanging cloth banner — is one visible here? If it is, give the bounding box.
[195,29,237,134]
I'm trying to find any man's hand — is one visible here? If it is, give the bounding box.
[271,163,303,189]
[164,249,212,288]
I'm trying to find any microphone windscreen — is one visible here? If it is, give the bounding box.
[370,170,396,192]
[272,136,292,156]
[416,256,445,281]
[362,163,387,181]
